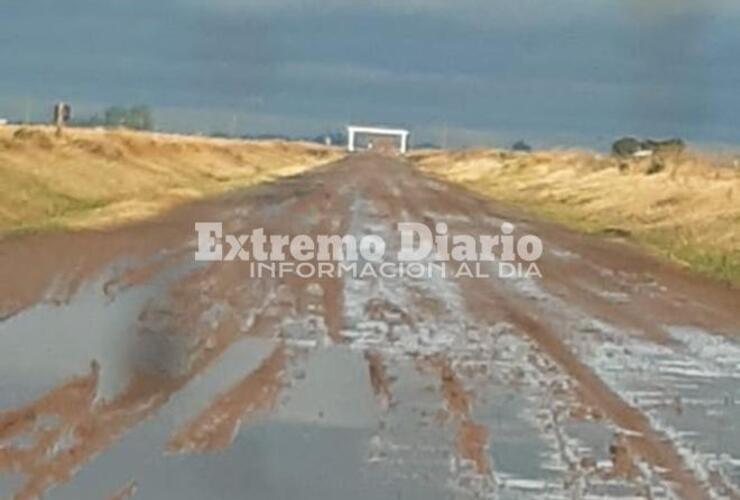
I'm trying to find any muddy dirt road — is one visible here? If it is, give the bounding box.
[1,154,739,499]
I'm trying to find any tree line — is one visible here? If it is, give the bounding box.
[73,106,154,131]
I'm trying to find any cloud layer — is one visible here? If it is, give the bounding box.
[1,1,739,147]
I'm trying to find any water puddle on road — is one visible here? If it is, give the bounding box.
[63,421,443,500]
[51,342,450,500]
[563,419,613,465]
[0,472,23,496]
[476,390,559,488]
[49,336,277,499]
[0,279,154,410]
[276,346,380,428]
[365,363,453,495]
[0,256,200,409]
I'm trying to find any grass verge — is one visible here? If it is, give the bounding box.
[0,125,342,236]
[410,148,740,286]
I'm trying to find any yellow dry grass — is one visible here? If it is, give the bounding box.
[0,125,342,235]
[410,148,740,285]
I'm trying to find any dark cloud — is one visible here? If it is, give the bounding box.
[1,1,738,147]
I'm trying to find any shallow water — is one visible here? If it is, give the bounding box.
[0,256,202,408]
[50,343,450,500]
[475,389,559,484]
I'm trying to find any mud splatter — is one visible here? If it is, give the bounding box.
[108,480,137,500]
[364,351,393,411]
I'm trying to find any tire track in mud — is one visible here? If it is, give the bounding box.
[339,167,497,496]
[163,163,356,454]
[392,162,723,499]
[339,159,671,497]
[373,159,721,498]
[365,351,393,411]
[419,356,490,477]
[462,280,711,499]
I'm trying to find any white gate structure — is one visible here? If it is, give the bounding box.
[347,125,410,155]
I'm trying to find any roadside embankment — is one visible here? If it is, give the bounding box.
[0,125,341,236]
[410,148,740,285]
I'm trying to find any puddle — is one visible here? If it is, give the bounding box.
[50,342,447,500]
[0,257,200,408]
[56,421,444,500]
[47,337,277,498]
[277,346,379,428]
[0,277,155,408]
[475,390,559,485]
[0,472,23,496]
[563,419,613,464]
[368,364,452,491]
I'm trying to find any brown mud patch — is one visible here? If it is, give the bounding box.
[365,351,393,411]
[0,366,177,500]
[419,356,489,477]
[456,420,490,475]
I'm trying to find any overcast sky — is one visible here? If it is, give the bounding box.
[1,1,739,149]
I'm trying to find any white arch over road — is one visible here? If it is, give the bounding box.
[347,125,410,154]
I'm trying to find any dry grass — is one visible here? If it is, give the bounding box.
[0,125,342,236]
[410,148,740,285]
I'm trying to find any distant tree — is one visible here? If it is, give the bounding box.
[129,106,153,130]
[104,107,127,127]
[612,137,643,157]
[103,106,153,130]
[612,137,685,158]
[69,113,104,127]
[512,140,532,152]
